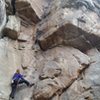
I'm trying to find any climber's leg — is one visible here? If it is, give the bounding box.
[9,82,17,99]
[18,79,30,86]
[18,79,34,87]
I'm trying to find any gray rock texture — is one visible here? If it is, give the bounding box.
[37,0,100,52]
[0,38,21,100]
[0,0,100,100]
[59,48,100,100]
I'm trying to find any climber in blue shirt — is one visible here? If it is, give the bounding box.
[12,72,23,81]
[9,69,34,99]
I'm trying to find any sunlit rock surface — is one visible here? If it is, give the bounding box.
[0,38,21,99]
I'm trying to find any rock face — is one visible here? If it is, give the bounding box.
[0,0,100,100]
[37,0,100,52]
[0,38,21,99]
[0,0,6,36]
[32,47,90,100]
[59,48,100,100]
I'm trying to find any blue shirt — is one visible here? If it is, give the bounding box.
[12,73,23,81]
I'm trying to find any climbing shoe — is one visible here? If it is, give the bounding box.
[29,83,34,87]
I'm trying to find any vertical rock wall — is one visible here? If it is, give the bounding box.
[0,0,100,100]
[0,39,21,99]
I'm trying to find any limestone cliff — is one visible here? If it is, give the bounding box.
[0,0,100,100]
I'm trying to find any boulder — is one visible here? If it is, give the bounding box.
[3,15,20,40]
[6,0,41,25]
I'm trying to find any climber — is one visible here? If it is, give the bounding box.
[11,0,16,15]
[9,69,34,99]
